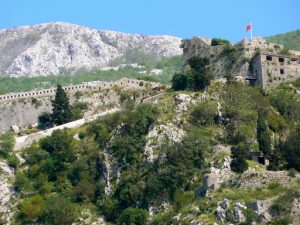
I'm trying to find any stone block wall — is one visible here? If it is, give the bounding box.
[253,53,300,88]
[0,78,161,103]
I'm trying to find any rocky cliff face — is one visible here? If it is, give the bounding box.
[0,22,182,76]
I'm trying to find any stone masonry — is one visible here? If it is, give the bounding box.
[182,36,300,89]
[0,78,162,102]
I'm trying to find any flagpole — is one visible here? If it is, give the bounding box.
[250,22,253,40]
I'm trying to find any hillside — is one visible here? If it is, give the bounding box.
[266,29,300,50]
[1,77,300,225]
[0,22,182,77]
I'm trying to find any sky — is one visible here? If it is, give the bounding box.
[0,0,299,42]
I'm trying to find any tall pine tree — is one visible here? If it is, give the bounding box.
[257,111,272,157]
[51,84,72,125]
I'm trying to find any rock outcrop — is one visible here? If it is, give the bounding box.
[216,199,247,223]
[0,22,182,76]
[0,161,15,224]
[174,93,207,113]
[144,123,185,162]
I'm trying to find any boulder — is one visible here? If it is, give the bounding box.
[248,197,276,221]
[233,202,247,222]
[10,125,20,133]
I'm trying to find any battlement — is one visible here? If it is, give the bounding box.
[242,37,284,58]
[0,78,162,102]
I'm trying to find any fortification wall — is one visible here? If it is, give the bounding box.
[0,78,161,103]
[253,53,300,88]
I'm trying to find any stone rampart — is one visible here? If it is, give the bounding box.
[0,78,161,103]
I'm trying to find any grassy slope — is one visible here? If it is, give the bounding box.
[0,55,183,95]
[266,29,300,50]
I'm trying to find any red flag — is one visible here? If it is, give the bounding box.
[246,23,252,32]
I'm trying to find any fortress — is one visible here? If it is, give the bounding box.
[182,36,300,88]
[242,37,300,88]
[0,77,162,102]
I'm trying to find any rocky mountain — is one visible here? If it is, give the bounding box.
[0,22,182,77]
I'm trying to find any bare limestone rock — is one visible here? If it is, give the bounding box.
[291,198,300,225]
[203,156,232,191]
[0,22,182,76]
[72,210,106,225]
[233,202,247,222]
[0,161,15,224]
[174,93,206,113]
[248,197,277,221]
[144,123,185,162]
[216,199,230,222]
[216,199,247,223]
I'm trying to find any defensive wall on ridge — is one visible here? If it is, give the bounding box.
[0,78,162,102]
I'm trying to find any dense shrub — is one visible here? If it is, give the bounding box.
[269,88,300,122]
[257,111,272,157]
[0,132,15,152]
[38,112,53,129]
[171,72,188,90]
[230,143,249,173]
[117,208,148,225]
[42,194,78,225]
[211,38,230,46]
[190,101,217,126]
[19,195,45,222]
[280,125,300,171]
[170,56,214,91]
[187,56,214,91]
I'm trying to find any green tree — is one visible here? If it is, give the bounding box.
[190,101,217,126]
[19,195,45,222]
[117,208,148,225]
[211,38,230,46]
[42,193,78,225]
[230,143,249,173]
[187,56,214,91]
[171,72,188,90]
[40,129,75,180]
[38,112,53,129]
[280,126,300,171]
[257,111,272,157]
[51,84,72,125]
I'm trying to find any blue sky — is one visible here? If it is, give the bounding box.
[0,0,299,42]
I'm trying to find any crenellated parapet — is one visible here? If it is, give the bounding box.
[0,78,162,102]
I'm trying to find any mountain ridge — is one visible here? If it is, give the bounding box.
[0,22,182,77]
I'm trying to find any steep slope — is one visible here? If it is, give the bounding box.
[5,78,300,225]
[266,29,300,50]
[0,22,182,77]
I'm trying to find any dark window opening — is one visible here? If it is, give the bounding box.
[266,55,272,61]
[279,58,285,63]
[280,69,284,75]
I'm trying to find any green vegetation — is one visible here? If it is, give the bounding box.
[257,111,272,157]
[211,38,230,46]
[11,73,300,224]
[230,143,249,173]
[266,30,300,50]
[190,100,217,126]
[0,132,15,153]
[171,56,214,91]
[51,84,72,125]
[0,55,182,95]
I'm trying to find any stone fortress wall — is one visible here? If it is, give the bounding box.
[182,36,300,89]
[242,37,300,88]
[0,78,161,102]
